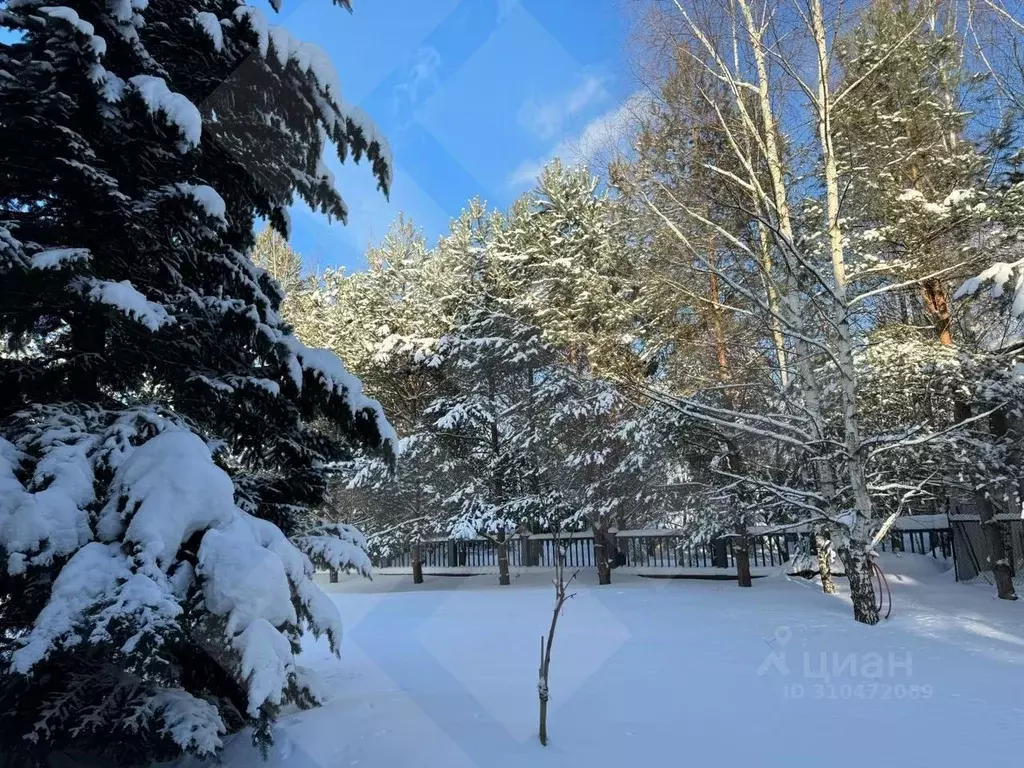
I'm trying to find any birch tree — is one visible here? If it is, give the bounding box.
[615,0,1019,622]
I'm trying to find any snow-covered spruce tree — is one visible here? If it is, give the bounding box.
[315,214,472,427]
[428,301,560,587]
[548,373,675,584]
[252,227,304,302]
[342,430,447,584]
[292,217,470,581]
[0,0,394,762]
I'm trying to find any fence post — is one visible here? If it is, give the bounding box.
[712,537,728,568]
[521,534,534,567]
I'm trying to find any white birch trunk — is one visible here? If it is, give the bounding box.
[809,0,877,623]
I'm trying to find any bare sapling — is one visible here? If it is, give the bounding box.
[538,530,579,746]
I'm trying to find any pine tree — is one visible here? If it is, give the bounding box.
[316,215,465,428]
[344,430,446,583]
[428,300,559,586]
[834,0,989,345]
[0,0,394,762]
[252,227,304,297]
[492,161,643,378]
[551,373,674,584]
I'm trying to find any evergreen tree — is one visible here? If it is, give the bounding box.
[343,430,446,583]
[834,0,989,345]
[316,215,464,428]
[550,373,675,583]
[492,161,643,378]
[428,301,559,586]
[252,227,304,298]
[0,0,394,762]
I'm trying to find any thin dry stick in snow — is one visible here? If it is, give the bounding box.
[538,534,579,746]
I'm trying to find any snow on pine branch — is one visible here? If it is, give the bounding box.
[29,247,91,270]
[194,11,224,52]
[3,413,363,725]
[0,432,95,576]
[77,277,175,331]
[128,75,202,151]
[39,6,107,55]
[231,5,392,188]
[10,541,182,673]
[0,225,28,269]
[96,431,237,570]
[171,183,227,225]
[264,327,398,452]
[955,260,1024,316]
[143,689,226,756]
[293,522,372,578]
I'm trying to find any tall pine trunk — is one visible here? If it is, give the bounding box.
[735,529,752,587]
[979,498,1016,600]
[921,277,954,346]
[957,404,1016,600]
[983,410,1018,599]
[594,525,612,585]
[497,530,511,586]
[411,542,424,585]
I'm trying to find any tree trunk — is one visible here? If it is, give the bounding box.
[521,534,535,567]
[838,547,880,625]
[921,241,1009,599]
[411,542,423,585]
[735,530,752,587]
[815,531,835,594]
[538,664,549,745]
[810,0,878,624]
[982,410,1017,599]
[921,278,954,346]
[979,496,1017,600]
[594,526,612,585]
[497,531,510,586]
[949,394,1013,597]
[329,567,338,584]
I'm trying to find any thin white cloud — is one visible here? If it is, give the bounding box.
[393,46,442,110]
[518,74,610,140]
[508,91,651,188]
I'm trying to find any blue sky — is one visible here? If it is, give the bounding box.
[269,0,642,272]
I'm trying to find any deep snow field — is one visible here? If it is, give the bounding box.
[180,555,1024,768]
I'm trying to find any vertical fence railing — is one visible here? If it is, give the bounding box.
[371,527,954,571]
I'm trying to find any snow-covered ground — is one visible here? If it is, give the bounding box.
[181,554,1024,768]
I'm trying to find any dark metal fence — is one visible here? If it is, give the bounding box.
[617,534,791,569]
[875,529,953,558]
[950,517,1024,584]
[373,526,953,572]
